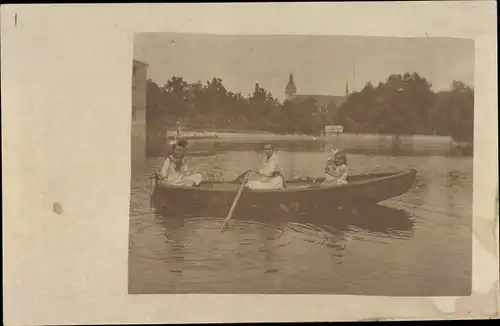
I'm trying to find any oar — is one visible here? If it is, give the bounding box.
[233,169,252,183]
[220,170,252,232]
[148,173,157,210]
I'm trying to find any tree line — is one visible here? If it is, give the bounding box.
[145,72,474,141]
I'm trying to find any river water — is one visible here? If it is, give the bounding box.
[128,141,472,295]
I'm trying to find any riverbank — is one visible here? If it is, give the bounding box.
[167,129,468,151]
[145,130,472,158]
[164,130,319,141]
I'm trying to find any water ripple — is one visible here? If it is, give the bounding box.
[129,149,472,295]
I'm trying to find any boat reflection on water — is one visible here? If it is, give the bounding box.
[157,201,414,239]
[143,202,415,293]
[247,202,414,237]
[155,203,414,259]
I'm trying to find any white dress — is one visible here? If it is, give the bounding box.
[159,156,203,187]
[247,153,284,190]
[322,164,348,185]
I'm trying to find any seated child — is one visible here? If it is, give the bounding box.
[322,149,348,186]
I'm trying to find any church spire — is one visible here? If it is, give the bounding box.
[285,72,297,100]
[345,80,349,96]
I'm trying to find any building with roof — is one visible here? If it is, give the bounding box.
[131,59,149,170]
[284,73,348,112]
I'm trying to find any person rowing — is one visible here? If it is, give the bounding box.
[158,137,203,187]
[245,143,285,190]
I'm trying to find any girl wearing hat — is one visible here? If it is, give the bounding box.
[322,149,348,186]
[158,138,203,187]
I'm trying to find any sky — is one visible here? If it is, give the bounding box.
[133,33,474,101]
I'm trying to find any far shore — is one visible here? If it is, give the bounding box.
[162,129,469,145]
[146,129,472,156]
[165,130,321,141]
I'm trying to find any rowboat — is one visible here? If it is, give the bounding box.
[150,168,417,218]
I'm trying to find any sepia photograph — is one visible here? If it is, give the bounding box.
[129,32,474,295]
[3,2,497,324]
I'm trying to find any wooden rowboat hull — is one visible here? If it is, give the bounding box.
[152,168,417,217]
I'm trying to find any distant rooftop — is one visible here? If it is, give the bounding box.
[133,59,149,67]
[290,94,346,108]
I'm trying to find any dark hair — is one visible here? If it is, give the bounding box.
[170,137,188,151]
[169,138,188,172]
[177,137,189,148]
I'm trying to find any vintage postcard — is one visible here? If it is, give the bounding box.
[2,2,498,325]
[130,32,475,296]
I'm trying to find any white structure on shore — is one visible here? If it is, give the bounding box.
[325,125,344,134]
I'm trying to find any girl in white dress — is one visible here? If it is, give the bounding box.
[322,149,348,186]
[246,144,285,190]
[159,138,203,187]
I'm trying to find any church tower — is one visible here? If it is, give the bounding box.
[285,73,297,100]
[345,80,349,96]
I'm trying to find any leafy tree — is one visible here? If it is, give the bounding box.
[143,73,473,141]
[331,73,472,140]
[430,81,474,141]
[163,76,189,121]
